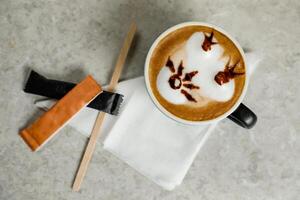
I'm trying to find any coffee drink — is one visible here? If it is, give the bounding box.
[147,25,246,121]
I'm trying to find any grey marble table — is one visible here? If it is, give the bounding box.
[0,0,299,199]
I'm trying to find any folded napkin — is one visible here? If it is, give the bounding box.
[103,79,216,190]
[35,52,261,190]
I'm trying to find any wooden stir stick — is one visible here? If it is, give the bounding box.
[72,22,137,191]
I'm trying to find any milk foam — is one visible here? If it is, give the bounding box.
[156,32,235,105]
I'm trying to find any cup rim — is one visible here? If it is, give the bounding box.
[144,21,249,125]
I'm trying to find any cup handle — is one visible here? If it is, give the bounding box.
[227,103,257,129]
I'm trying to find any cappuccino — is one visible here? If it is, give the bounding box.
[148,25,246,121]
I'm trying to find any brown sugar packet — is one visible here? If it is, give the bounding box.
[24,70,123,115]
[20,75,102,151]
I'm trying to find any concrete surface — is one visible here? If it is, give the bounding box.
[0,0,299,199]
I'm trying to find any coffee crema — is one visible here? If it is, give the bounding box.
[148,25,246,121]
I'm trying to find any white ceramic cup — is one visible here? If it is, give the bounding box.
[144,22,256,128]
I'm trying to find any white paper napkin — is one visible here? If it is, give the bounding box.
[103,79,216,190]
[35,52,261,190]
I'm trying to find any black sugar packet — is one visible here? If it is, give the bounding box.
[24,70,123,115]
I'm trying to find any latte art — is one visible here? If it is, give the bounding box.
[148,25,246,121]
[157,32,240,106]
